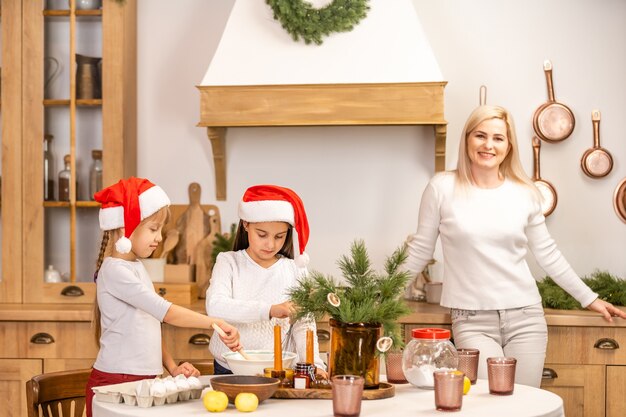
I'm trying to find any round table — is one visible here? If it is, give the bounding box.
[93,377,564,417]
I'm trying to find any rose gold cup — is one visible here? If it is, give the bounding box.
[332,375,364,417]
[457,348,480,384]
[385,351,408,384]
[433,370,464,412]
[487,357,517,395]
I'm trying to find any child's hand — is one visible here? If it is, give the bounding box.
[270,301,295,319]
[315,367,329,380]
[171,362,200,378]
[214,320,241,351]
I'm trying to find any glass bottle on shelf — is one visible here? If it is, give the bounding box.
[89,149,103,199]
[43,134,55,200]
[58,154,72,201]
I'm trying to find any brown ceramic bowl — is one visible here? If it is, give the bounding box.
[209,375,280,403]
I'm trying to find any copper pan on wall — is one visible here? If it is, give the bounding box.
[532,137,557,217]
[533,60,575,143]
[581,110,613,178]
[614,178,626,224]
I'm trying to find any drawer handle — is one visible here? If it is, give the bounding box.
[317,329,330,341]
[61,285,84,297]
[542,367,558,379]
[188,333,211,345]
[157,287,167,297]
[594,338,619,350]
[30,332,55,344]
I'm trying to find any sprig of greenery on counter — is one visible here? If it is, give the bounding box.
[538,271,626,309]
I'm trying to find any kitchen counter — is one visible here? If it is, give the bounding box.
[2,300,624,327]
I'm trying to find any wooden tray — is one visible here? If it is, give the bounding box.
[272,382,395,400]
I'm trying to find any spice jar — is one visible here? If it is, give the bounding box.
[403,328,458,389]
[293,362,315,390]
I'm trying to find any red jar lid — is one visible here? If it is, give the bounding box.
[411,328,451,340]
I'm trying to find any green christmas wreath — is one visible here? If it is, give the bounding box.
[266,0,370,45]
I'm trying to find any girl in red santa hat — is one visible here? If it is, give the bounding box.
[85,177,241,417]
[207,185,327,378]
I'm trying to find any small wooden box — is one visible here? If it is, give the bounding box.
[153,283,198,305]
[164,264,195,283]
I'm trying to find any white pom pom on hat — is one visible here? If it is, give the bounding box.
[238,185,310,267]
[94,177,170,254]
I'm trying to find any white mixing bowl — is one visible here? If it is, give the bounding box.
[222,350,298,376]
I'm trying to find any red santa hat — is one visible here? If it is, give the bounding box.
[238,185,310,267]
[94,177,170,254]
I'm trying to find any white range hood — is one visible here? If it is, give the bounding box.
[198,0,447,200]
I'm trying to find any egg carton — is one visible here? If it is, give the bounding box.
[92,375,210,407]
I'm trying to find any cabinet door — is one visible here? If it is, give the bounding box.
[0,359,42,417]
[0,0,24,303]
[22,0,137,303]
[541,363,605,417]
[607,365,626,417]
[162,325,215,360]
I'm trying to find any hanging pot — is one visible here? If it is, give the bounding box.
[581,110,613,178]
[328,319,381,389]
[479,85,487,105]
[533,60,575,143]
[614,178,626,224]
[532,137,557,217]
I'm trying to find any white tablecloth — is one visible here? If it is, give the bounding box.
[93,377,564,417]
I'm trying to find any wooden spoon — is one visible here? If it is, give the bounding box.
[160,229,180,260]
[212,323,251,360]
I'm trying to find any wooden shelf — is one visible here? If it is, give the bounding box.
[43,201,99,208]
[44,9,103,17]
[198,81,447,200]
[44,99,102,107]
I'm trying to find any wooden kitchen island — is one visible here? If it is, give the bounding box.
[1,301,624,417]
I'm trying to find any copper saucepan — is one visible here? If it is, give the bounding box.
[581,110,613,178]
[532,136,557,217]
[533,60,575,143]
[614,178,626,224]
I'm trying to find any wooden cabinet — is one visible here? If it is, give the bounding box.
[0,0,25,304]
[6,0,136,304]
[541,326,626,417]
[0,359,42,417]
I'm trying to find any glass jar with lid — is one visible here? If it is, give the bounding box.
[402,328,458,389]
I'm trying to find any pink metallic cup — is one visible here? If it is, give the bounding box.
[487,357,517,395]
[385,351,408,384]
[433,370,464,412]
[332,375,364,417]
[457,349,480,384]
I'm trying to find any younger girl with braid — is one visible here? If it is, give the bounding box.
[85,177,241,417]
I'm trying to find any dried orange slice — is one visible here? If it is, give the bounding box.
[376,336,393,352]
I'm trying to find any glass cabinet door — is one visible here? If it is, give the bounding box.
[22,0,136,303]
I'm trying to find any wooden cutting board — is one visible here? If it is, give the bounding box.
[272,382,395,400]
[174,183,210,264]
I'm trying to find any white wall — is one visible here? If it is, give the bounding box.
[137,0,626,280]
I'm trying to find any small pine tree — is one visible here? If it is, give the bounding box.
[289,240,411,349]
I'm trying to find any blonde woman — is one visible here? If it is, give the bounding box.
[405,105,625,387]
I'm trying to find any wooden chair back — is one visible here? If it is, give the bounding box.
[26,368,91,417]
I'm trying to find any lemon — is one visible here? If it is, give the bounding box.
[203,390,228,412]
[235,392,259,412]
[463,376,471,395]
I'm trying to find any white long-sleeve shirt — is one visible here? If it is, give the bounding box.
[406,172,597,310]
[206,250,325,370]
[94,257,172,375]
